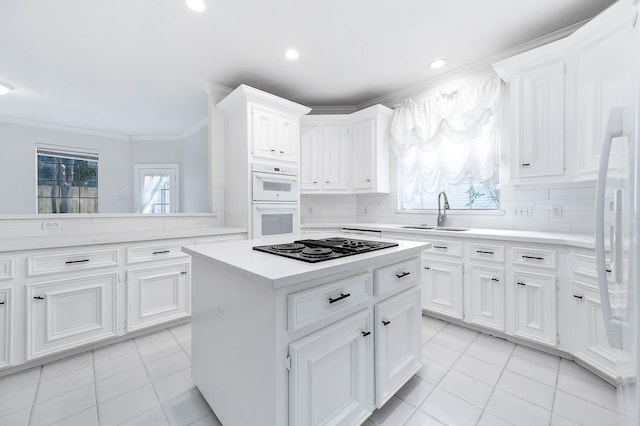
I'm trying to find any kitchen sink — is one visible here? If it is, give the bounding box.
[401,225,469,232]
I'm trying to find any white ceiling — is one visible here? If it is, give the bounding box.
[0,0,617,137]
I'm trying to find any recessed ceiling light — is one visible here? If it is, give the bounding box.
[430,59,447,69]
[186,0,205,12]
[285,49,299,60]
[0,81,14,96]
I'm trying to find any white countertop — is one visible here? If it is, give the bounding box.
[0,227,247,252]
[183,233,430,289]
[302,223,595,248]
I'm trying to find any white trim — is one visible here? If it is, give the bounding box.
[0,115,130,140]
[180,117,208,139]
[308,105,358,115]
[128,135,183,141]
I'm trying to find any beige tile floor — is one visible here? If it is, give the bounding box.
[0,316,620,425]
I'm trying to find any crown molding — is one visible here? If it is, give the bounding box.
[0,115,131,140]
[308,105,358,115]
[180,116,208,139]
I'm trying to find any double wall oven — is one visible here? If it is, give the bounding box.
[252,163,300,238]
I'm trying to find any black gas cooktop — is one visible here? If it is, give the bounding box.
[252,237,399,263]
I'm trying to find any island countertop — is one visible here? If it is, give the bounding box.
[182,233,430,289]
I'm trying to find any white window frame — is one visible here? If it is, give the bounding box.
[134,164,180,213]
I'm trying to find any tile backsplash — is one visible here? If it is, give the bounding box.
[302,180,596,234]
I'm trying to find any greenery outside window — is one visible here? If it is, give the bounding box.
[37,146,98,213]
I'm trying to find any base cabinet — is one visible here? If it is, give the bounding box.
[26,272,118,360]
[0,288,11,368]
[374,287,421,408]
[467,265,505,332]
[422,259,464,320]
[289,309,374,426]
[126,261,190,332]
[513,270,558,346]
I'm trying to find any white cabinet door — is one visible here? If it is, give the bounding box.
[351,120,374,191]
[374,287,421,408]
[573,28,636,179]
[571,283,619,378]
[467,265,505,332]
[251,105,279,161]
[511,62,565,181]
[513,271,557,346]
[322,126,351,191]
[127,261,190,332]
[278,113,299,163]
[422,259,464,319]
[27,272,118,360]
[0,288,11,369]
[289,309,374,426]
[300,126,322,192]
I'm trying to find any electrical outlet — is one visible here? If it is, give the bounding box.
[42,221,62,230]
[552,205,563,219]
[513,206,533,218]
[196,218,208,225]
[216,304,227,321]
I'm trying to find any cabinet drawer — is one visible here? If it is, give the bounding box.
[373,258,420,296]
[288,273,372,331]
[513,247,556,269]
[127,241,190,264]
[469,243,505,262]
[571,250,612,282]
[423,240,462,257]
[27,249,119,276]
[0,259,14,280]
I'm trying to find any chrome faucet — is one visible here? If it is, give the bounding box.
[437,191,450,227]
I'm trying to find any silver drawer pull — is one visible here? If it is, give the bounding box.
[65,259,89,264]
[423,266,430,270]
[521,163,531,167]
[491,278,500,282]
[517,282,526,286]
[33,296,45,300]
[328,293,351,304]
[0,301,5,305]
[153,250,170,255]
[476,250,494,255]
[180,271,187,275]
[573,294,584,300]
[522,255,544,261]
[433,245,448,250]
[395,272,411,279]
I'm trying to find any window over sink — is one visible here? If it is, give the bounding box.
[390,77,501,210]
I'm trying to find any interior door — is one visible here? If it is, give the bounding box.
[135,164,179,213]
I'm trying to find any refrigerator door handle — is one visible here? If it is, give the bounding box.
[595,107,624,349]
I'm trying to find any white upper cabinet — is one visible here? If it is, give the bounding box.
[300,104,392,194]
[251,105,300,164]
[494,47,567,183]
[493,0,635,183]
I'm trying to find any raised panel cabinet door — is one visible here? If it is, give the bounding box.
[0,288,11,369]
[422,259,463,319]
[574,28,636,178]
[513,271,557,346]
[127,261,190,332]
[374,287,422,408]
[572,284,619,378]
[322,126,351,191]
[468,265,505,331]
[277,113,299,163]
[513,61,565,180]
[251,105,279,160]
[27,272,118,360]
[300,126,322,192]
[289,309,374,426]
[351,120,374,191]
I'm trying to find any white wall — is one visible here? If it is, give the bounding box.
[0,121,131,214]
[183,125,209,213]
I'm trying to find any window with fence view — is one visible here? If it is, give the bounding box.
[37,147,99,214]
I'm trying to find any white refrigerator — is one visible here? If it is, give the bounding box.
[595,2,640,421]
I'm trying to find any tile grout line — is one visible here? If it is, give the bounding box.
[133,334,172,426]
[25,366,42,426]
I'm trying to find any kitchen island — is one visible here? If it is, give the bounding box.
[183,234,430,426]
